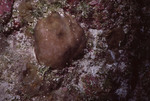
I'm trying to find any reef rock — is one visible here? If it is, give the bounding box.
[106,27,125,49]
[34,12,86,69]
[0,0,14,24]
[0,34,8,54]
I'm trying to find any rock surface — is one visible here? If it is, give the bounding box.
[0,34,8,54]
[106,27,125,50]
[34,12,86,69]
[0,0,13,24]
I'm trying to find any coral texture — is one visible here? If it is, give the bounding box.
[34,12,86,69]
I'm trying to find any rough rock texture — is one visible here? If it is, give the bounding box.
[0,0,15,36]
[0,34,8,54]
[34,12,86,69]
[106,27,124,50]
[0,0,13,24]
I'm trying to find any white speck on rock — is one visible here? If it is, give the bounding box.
[116,80,128,98]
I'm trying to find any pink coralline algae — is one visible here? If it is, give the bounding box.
[89,0,100,6]
[0,0,13,17]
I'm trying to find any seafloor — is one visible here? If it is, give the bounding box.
[0,0,150,101]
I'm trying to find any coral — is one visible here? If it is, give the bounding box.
[34,12,86,69]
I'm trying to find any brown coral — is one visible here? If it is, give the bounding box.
[34,12,86,69]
